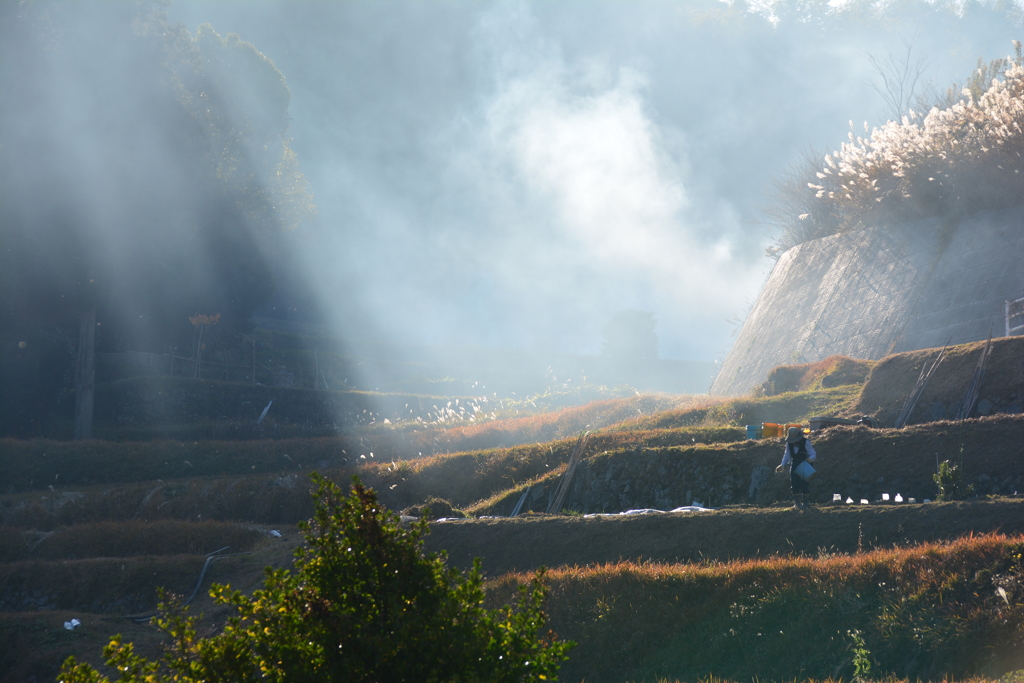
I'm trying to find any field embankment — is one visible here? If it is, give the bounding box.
[486,533,1024,683]
[469,414,1024,516]
[621,385,859,431]
[4,413,1022,530]
[852,336,1024,426]
[4,503,1024,682]
[0,523,300,682]
[427,499,1024,575]
[0,425,742,529]
[2,337,1023,682]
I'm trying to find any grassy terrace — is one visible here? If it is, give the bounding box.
[3,346,1023,682]
[489,533,1024,683]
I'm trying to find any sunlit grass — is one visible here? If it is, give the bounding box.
[626,385,862,431]
[487,533,1024,683]
[371,393,702,455]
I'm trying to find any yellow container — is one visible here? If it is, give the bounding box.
[762,423,781,438]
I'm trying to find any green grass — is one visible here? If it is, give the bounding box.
[0,473,318,529]
[0,383,860,528]
[629,385,862,431]
[0,520,265,563]
[0,436,350,493]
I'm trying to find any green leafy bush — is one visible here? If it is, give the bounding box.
[57,474,572,682]
[934,459,976,501]
[848,629,873,682]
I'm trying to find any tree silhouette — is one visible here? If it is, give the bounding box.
[0,3,314,437]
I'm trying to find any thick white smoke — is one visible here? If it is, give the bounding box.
[452,3,764,355]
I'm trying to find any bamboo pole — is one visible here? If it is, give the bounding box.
[893,339,949,428]
[954,329,994,421]
[547,431,590,514]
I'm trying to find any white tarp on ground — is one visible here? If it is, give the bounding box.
[437,506,715,523]
[583,505,713,518]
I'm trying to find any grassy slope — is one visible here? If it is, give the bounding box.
[0,384,851,507]
[0,426,742,531]
[625,385,860,431]
[0,528,301,683]
[487,533,1024,683]
[853,336,1024,425]
[4,342,1024,683]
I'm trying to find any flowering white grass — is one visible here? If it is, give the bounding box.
[772,43,1024,252]
[355,382,651,431]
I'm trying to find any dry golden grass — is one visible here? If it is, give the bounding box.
[360,425,746,512]
[0,426,746,529]
[391,394,698,455]
[486,533,1024,683]
[771,55,1024,252]
[0,396,700,495]
[519,531,1013,587]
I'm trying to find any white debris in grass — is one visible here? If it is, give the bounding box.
[584,505,713,518]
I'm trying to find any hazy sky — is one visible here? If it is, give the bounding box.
[166,0,1021,362]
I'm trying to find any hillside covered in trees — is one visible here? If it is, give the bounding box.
[0,2,315,438]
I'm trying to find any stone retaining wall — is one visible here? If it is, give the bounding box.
[712,205,1024,395]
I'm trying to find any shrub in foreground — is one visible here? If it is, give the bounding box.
[57,474,572,682]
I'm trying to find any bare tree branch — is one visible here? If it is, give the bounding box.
[866,35,930,122]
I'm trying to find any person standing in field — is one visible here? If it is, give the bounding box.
[776,426,817,508]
